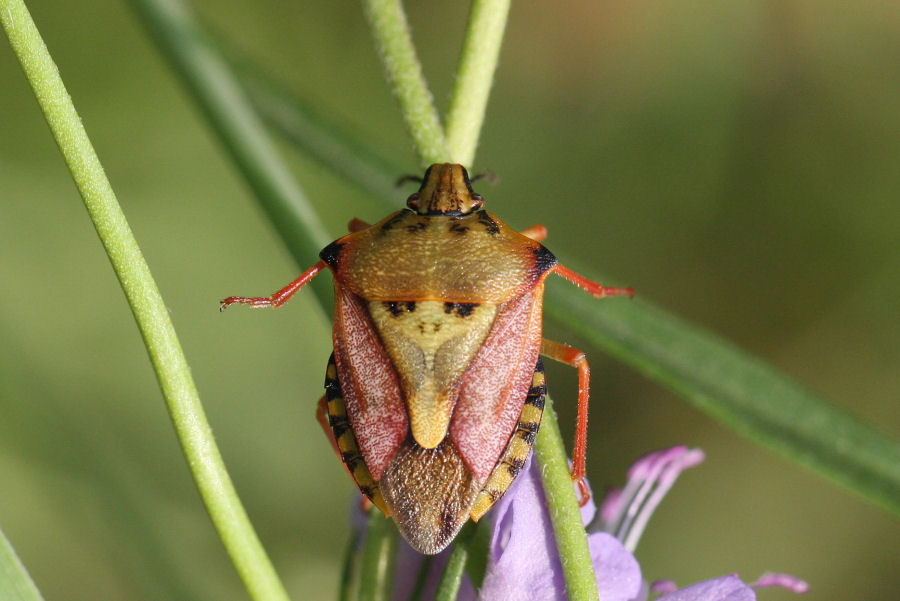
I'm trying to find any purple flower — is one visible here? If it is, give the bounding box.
[356,446,808,601]
[654,575,756,601]
[463,455,641,601]
[649,572,809,601]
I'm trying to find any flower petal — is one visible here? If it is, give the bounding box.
[475,456,641,601]
[655,575,755,601]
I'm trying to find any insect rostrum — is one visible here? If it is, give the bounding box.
[222,163,633,554]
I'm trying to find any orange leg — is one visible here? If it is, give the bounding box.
[519,224,548,241]
[554,264,634,299]
[541,338,593,506]
[220,260,327,310]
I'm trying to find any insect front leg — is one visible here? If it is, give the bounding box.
[540,338,593,506]
[220,260,327,310]
[553,264,634,299]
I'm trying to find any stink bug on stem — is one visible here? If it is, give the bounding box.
[222,163,633,554]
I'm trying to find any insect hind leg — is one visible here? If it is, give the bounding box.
[540,339,593,505]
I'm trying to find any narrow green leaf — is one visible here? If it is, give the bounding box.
[0,528,45,601]
[545,278,900,515]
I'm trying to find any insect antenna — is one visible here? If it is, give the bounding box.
[470,170,498,185]
[395,174,424,187]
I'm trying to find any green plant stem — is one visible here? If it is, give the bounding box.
[433,523,477,601]
[338,531,360,601]
[130,0,334,312]
[358,512,397,601]
[535,397,600,601]
[445,0,511,167]
[0,3,290,601]
[361,0,448,165]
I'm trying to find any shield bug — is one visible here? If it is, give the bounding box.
[222,163,633,554]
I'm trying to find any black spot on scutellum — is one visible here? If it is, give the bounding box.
[443,302,478,317]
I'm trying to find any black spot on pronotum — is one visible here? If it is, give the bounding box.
[406,220,428,233]
[477,211,500,235]
[449,222,470,235]
[532,245,558,275]
[319,241,345,268]
[380,212,408,233]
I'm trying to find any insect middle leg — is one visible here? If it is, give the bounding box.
[540,338,594,505]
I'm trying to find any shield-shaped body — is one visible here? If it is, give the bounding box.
[320,165,558,554]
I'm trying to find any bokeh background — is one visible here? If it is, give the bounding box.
[1,1,898,599]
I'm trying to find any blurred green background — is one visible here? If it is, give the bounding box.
[1,0,898,599]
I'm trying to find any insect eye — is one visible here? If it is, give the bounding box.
[406,193,420,210]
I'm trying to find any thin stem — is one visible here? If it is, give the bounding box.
[445,0,511,167]
[535,396,600,601]
[433,522,477,601]
[0,3,289,601]
[358,512,398,601]
[361,0,449,165]
[338,531,360,601]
